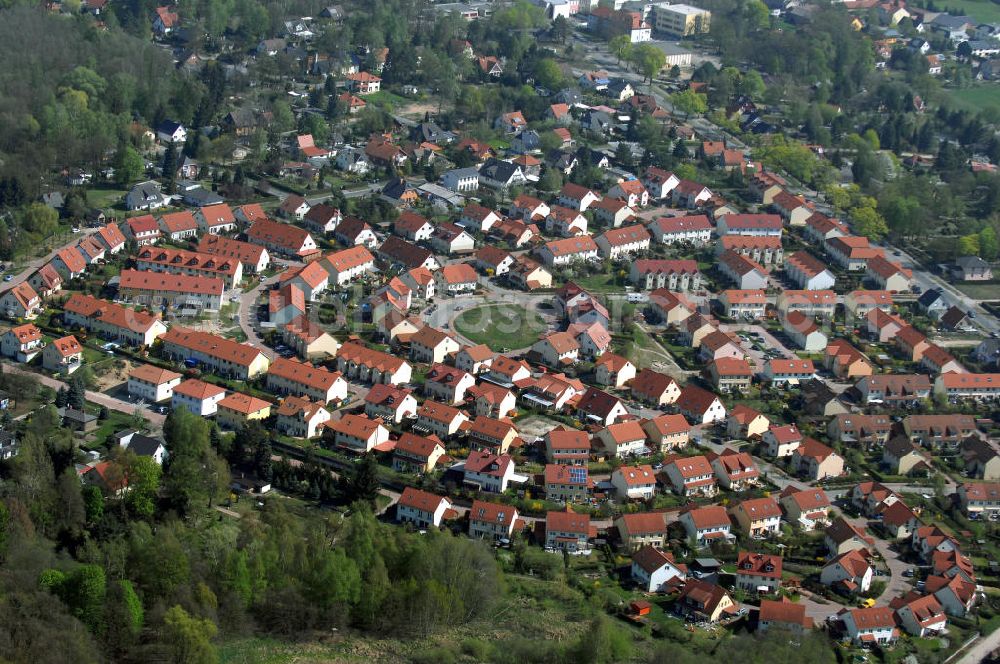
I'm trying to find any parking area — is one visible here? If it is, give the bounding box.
[723,322,798,371]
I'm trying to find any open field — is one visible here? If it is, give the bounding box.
[946,85,1000,113]
[453,304,547,350]
[953,280,1000,300]
[937,0,1000,23]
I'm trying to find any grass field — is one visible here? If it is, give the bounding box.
[946,85,1000,113]
[954,280,1000,300]
[938,0,1000,23]
[453,304,548,350]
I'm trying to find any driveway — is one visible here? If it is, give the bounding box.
[239,272,284,361]
[844,516,912,604]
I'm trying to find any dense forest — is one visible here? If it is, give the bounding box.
[0,406,511,663]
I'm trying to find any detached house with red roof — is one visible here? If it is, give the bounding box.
[545,428,591,466]
[631,546,687,592]
[597,420,648,458]
[276,396,331,439]
[611,465,656,501]
[171,379,226,416]
[576,386,628,426]
[709,448,760,490]
[780,486,832,530]
[158,211,199,241]
[435,263,479,295]
[423,364,475,405]
[557,183,600,211]
[28,263,63,298]
[320,246,375,287]
[631,368,681,406]
[793,438,845,481]
[729,496,782,537]
[615,512,669,552]
[197,204,237,234]
[896,594,948,637]
[544,507,592,553]
[463,450,516,493]
[469,500,520,541]
[640,413,690,452]
[0,323,44,362]
[608,179,649,208]
[346,71,381,94]
[364,384,418,425]
[415,401,469,440]
[735,551,783,594]
[42,335,83,375]
[679,505,732,546]
[726,404,769,440]
[0,282,41,320]
[124,215,161,246]
[594,352,637,388]
[840,607,900,646]
[663,455,717,497]
[759,598,812,634]
[392,432,446,473]
[95,222,127,254]
[397,487,452,529]
[675,384,726,424]
[51,247,87,280]
[544,463,592,503]
[327,414,389,453]
[821,549,873,594]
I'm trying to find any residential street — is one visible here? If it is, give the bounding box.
[2,362,166,428]
[955,629,1000,664]
[0,227,100,295]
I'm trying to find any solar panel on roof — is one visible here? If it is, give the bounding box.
[569,467,587,484]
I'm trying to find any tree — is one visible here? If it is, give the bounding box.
[670,89,707,117]
[114,145,144,185]
[162,146,178,192]
[631,43,666,83]
[345,454,381,506]
[552,15,571,43]
[124,454,161,519]
[978,226,998,259]
[958,233,980,256]
[850,205,889,241]
[162,408,226,513]
[608,35,632,63]
[66,375,86,410]
[103,579,143,654]
[162,605,217,664]
[537,167,562,192]
[533,58,564,91]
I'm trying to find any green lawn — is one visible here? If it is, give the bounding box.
[87,185,128,211]
[362,90,409,109]
[946,85,1000,113]
[953,280,1000,300]
[453,304,548,351]
[572,271,629,292]
[938,0,1000,22]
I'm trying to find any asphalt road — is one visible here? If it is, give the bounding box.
[956,629,1000,664]
[0,227,100,295]
[2,362,166,428]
